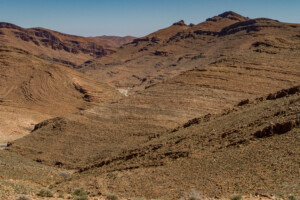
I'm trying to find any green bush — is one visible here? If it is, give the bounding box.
[57,194,64,198]
[230,194,242,200]
[37,189,53,197]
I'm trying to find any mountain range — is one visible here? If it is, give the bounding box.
[0,11,299,200]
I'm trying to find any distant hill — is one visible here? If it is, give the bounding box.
[90,35,137,48]
[0,22,135,67]
[79,11,300,93]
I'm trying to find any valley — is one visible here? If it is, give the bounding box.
[0,11,299,200]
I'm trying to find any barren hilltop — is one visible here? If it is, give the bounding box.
[0,11,299,200]
[0,22,135,67]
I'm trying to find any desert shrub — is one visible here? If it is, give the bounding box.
[72,189,88,200]
[73,189,87,196]
[230,194,242,200]
[89,193,97,197]
[48,184,54,189]
[288,196,297,200]
[189,197,201,200]
[133,198,146,200]
[57,193,64,198]
[37,189,53,197]
[16,195,31,200]
[74,195,88,200]
[106,193,119,200]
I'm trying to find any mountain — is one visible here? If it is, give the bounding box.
[7,54,299,168]
[0,46,122,144]
[79,11,300,94]
[2,11,300,199]
[90,35,137,48]
[55,86,300,199]
[0,22,135,67]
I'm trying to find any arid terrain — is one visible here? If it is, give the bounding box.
[0,23,135,67]
[0,46,122,144]
[0,11,299,200]
[80,11,300,93]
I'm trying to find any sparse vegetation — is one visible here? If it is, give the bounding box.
[16,195,31,200]
[188,197,201,200]
[107,172,116,179]
[74,195,88,200]
[133,197,146,200]
[106,193,119,200]
[72,189,88,200]
[89,193,97,197]
[230,194,242,200]
[288,196,297,200]
[37,189,53,197]
[48,184,54,189]
[1,10,300,200]
[74,189,87,196]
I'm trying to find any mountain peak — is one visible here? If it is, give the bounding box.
[0,22,22,30]
[172,20,187,26]
[218,11,244,18]
[206,11,248,22]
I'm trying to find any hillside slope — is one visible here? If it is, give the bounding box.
[0,150,65,199]
[0,46,122,143]
[4,11,300,199]
[80,11,300,93]
[7,10,300,169]
[57,86,299,199]
[0,22,135,67]
[7,51,299,168]
[90,35,136,48]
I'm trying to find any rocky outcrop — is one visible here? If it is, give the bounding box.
[206,11,248,22]
[266,86,300,100]
[0,22,23,30]
[173,20,186,26]
[254,120,299,138]
[0,23,125,67]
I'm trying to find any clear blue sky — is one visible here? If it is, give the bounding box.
[0,0,299,37]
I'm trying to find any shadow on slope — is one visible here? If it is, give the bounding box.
[55,86,300,199]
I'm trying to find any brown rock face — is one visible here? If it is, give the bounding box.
[80,11,300,95]
[0,46,122,144]
[173,20,187,26]
[0,23,135,67]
